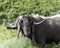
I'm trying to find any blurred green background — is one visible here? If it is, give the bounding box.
[0,0,60,48]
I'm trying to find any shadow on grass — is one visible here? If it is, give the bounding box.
[0,36,60,48]
[0,37,39,48]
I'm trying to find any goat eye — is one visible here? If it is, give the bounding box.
[20,20,23,23]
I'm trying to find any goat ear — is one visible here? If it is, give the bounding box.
[16,19,21,38]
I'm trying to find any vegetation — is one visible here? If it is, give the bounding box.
[0,25,16,43]
[0,0,60,23]
[0,0,60,48]
[0,37,39,48]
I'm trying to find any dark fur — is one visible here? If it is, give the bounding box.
[22,14,60,47]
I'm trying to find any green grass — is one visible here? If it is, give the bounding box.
[0,25,60,48]
[0,25,16,43]
[0,37,39,48]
